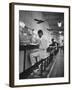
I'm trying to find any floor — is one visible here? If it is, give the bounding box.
[49,49,64,77]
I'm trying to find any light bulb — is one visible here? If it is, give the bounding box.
[58,21,62,27]
[59,31,62,34]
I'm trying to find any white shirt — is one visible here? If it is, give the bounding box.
[39,35,48,50]
[31,35,49,59]
[38,35,48,59]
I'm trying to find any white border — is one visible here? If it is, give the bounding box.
[14,4,69,85]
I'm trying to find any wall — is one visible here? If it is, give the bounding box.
[0,0,72,90]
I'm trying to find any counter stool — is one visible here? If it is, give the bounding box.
[40,58,47,75]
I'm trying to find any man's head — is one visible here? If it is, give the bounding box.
[51,38,54,43]
[38,30,43,38]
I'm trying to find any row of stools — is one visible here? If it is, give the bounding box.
[40,54,53,76]
[39,48,59,76]
[33,53,54,76]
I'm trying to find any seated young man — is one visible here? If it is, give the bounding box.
[30,30,48,72]
[49,38,58,54]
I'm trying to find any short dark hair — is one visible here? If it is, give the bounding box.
[51,38,54,41]
[38,30,43,34]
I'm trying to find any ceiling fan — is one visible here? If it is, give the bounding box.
[34,19,45,24]
[34,17,60,24]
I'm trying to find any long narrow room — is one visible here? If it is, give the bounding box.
[19,10,64,79]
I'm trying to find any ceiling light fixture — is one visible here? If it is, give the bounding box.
[59,31,62,34]
[57,21,62,27]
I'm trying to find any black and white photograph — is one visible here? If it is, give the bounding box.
[19,11,64,79]
[9,3,70,87]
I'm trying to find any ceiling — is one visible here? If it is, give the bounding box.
[19,10,64,36]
